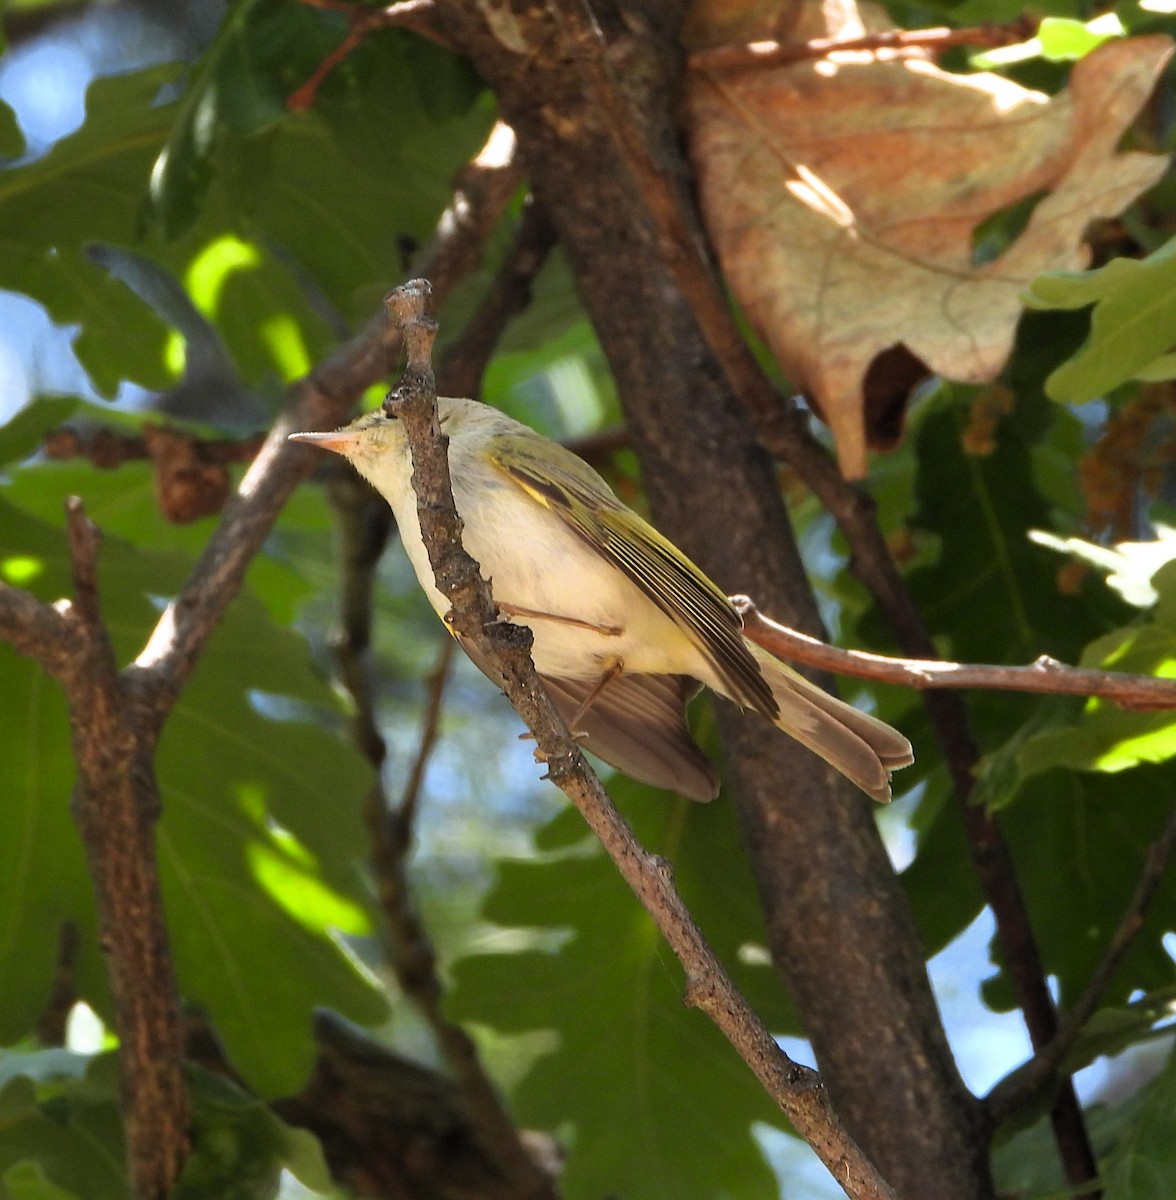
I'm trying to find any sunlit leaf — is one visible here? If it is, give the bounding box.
[1027,235,1176,403]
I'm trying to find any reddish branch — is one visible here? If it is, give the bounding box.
[42,425,264,467]
[290,0,451,110]
[686,17,1039,73]
[736,599,1176,711]
[383,279,897,1200]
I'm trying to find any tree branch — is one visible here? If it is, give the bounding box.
[327,223,562,1194]
[382,279,897,1200]
[0,582,75,677]
[754,408,1100,1195]
[736,598,1176,710]
[60,498,189,1200]
[127,120,521,721]
[0,118,523,1199]
[431,1,987,1192]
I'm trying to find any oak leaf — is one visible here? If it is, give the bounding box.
[685,13,1172,476]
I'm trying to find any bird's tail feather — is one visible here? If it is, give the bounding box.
[747,641,913,803]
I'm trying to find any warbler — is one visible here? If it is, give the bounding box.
[290,398,912,802]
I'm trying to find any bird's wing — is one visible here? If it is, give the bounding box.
[541,672,720,802]
[489,434,776,718]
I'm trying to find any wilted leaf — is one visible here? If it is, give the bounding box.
[685,1,1171,475]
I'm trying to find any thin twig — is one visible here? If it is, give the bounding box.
[383,278,897,1200]
[65,498,103,629]
[328,467,395,768]
[988,799,1176,1123]
[290,0,450,109]
[394,638,455,837]
[328,216,557,1192]
[686,17,1039,73]
[437,196,558,399]
[36,921,79,1047]
[736,598,1176,711]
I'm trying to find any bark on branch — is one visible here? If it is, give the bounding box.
[736,598,1176,710]
[329,220,562,1197]
[382,278,897,1200]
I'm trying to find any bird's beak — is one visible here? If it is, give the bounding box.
[288,429,364,456]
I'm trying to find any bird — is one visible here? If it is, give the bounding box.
[290,398,912,802]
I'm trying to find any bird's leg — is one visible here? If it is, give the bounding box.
[519,659,625,758]
[565,658,624,730]
[495,601,623,637]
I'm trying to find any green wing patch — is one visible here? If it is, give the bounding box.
[491,435,777,718]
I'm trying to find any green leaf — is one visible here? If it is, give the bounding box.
[0,100,25,159]
[2,444,323,625]
[1132,350,1176,383]
[985,766,1176,1011]
[2,1162,80,1200]
[1030,527,1176,608]
[1013,560,1176,776]
[174,1067,333,1200]
[0,397,79,469]
[0,66,181,394]
[0,31,492,397]
[995,1086,1143,1197]
[0,497,386,1096]
[897,380,1142,987]
[449,783,796,1200]
[148,0,348,237]
[906,383,1126,670]
[1103,1046,1176,1199]
[0,1058,125,1200]
[1058,988,1176,1075]
[969,13,1123,67]
[1025,237,1176,403]
[1038,15,1124,59]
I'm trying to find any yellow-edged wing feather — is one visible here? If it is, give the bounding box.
[489,433,778,720]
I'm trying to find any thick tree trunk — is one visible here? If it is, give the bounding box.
[434,1,992,1195]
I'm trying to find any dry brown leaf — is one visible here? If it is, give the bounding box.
[685,8,1172,476]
